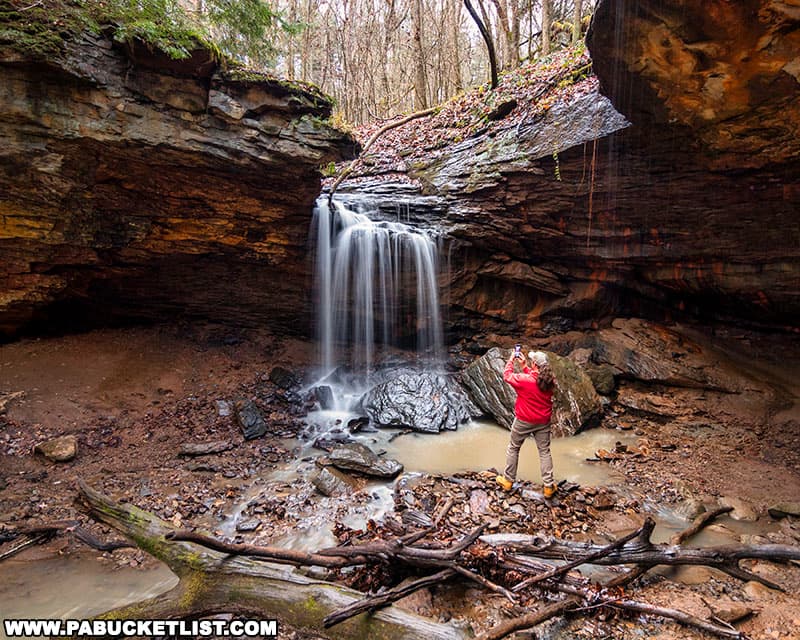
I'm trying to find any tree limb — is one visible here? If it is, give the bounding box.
[327,106,438,203]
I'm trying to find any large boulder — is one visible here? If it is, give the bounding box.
[361,372,481,433]
[327,443,403,478]
[594,319,742,392]
[461,347,603,437]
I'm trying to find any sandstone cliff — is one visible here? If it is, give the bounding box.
[340,0,800,339]
[0,28,356,336]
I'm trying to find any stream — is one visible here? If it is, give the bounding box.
[0,416,778,637]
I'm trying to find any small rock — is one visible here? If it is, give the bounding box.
[269,366,298,390]
[713,603,754,624]
[327,442,403,478]
[215,400,231,417]
[469,489,490,515]
[314,385,335,410]
[312,467,358,497]
[719,496,758,521]
[236,400,268,440]
[593,492,615,510]
[743,580,779,600]
[767,502,800,519]
[34,435,77,462]
[236,519,262,533]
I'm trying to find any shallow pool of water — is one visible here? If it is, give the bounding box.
[383,419,631,485]
[0,552,177,639]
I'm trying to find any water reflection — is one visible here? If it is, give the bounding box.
[0,552,177,640]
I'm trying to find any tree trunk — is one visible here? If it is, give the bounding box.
[572,0,583,44]
[77,480,469,640]
[412,0,429,109]
[464,0,499,88]
[541,0,552,55]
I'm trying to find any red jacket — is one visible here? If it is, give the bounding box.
[503,359,553,425]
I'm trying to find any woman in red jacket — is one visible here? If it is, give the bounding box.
[496,350,557,498]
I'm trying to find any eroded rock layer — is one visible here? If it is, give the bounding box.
[342,0,800,339]
[0,33,356,336]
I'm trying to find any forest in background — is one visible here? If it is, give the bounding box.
[182,0,598,124]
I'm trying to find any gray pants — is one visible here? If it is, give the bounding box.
[504,417,554,485]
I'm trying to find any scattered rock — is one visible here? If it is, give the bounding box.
[327,442,403,478]
[592,492,615,511]
[719,496,759,522]
[743,580,780,600]
[236,519,262,533]
[469,489,490,515]
[178,440,235,457]
[312,466,359,496]
[214,400,231,417]
[34,435,77,462]
[269,367,298,390]
[361,371,481,433]
[712,603,755,624]
[314,385,335,410]
[236,400,268,440]
[767,502,800,519]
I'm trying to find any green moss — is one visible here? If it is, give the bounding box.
[0,0,221,62]
[0,0,100,58]
[177,572,208,610]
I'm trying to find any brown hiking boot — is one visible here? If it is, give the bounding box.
[543,484,557,499]
[495,475,513,491]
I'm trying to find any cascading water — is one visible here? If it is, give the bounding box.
[312,196,445,393]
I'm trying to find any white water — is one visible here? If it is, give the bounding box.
[312,197,444,400]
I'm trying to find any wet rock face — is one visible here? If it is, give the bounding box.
[460,347,602,437]
[0,33,355,337]
[588,0,800,170]
[360,372,481,433]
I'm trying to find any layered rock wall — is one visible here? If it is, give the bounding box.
[0,32,355,336]
[344,0,800,340]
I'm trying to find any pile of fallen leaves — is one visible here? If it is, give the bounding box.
[331,44,597,185]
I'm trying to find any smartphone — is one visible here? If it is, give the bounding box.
[514,344,521,358]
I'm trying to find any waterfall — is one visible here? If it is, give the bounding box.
[312,197,444,378]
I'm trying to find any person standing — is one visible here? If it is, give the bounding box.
[496,349,557,498]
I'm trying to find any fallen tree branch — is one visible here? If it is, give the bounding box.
[327,106,438,204]
[671,506,734,545]
[323,569,456,628]
[512,518,655,591]
[482,528,800,590]
[474,597,580,640]
[77,480,469,640]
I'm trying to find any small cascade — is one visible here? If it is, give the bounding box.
[312,197,445,388]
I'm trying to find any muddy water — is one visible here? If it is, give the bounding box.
[383,419,630,485]
[0,552,177,640]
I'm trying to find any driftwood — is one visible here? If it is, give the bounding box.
[480,520,800,593]
[77,480,469,640]
[0,519,132,562]
[76,480,800,640]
